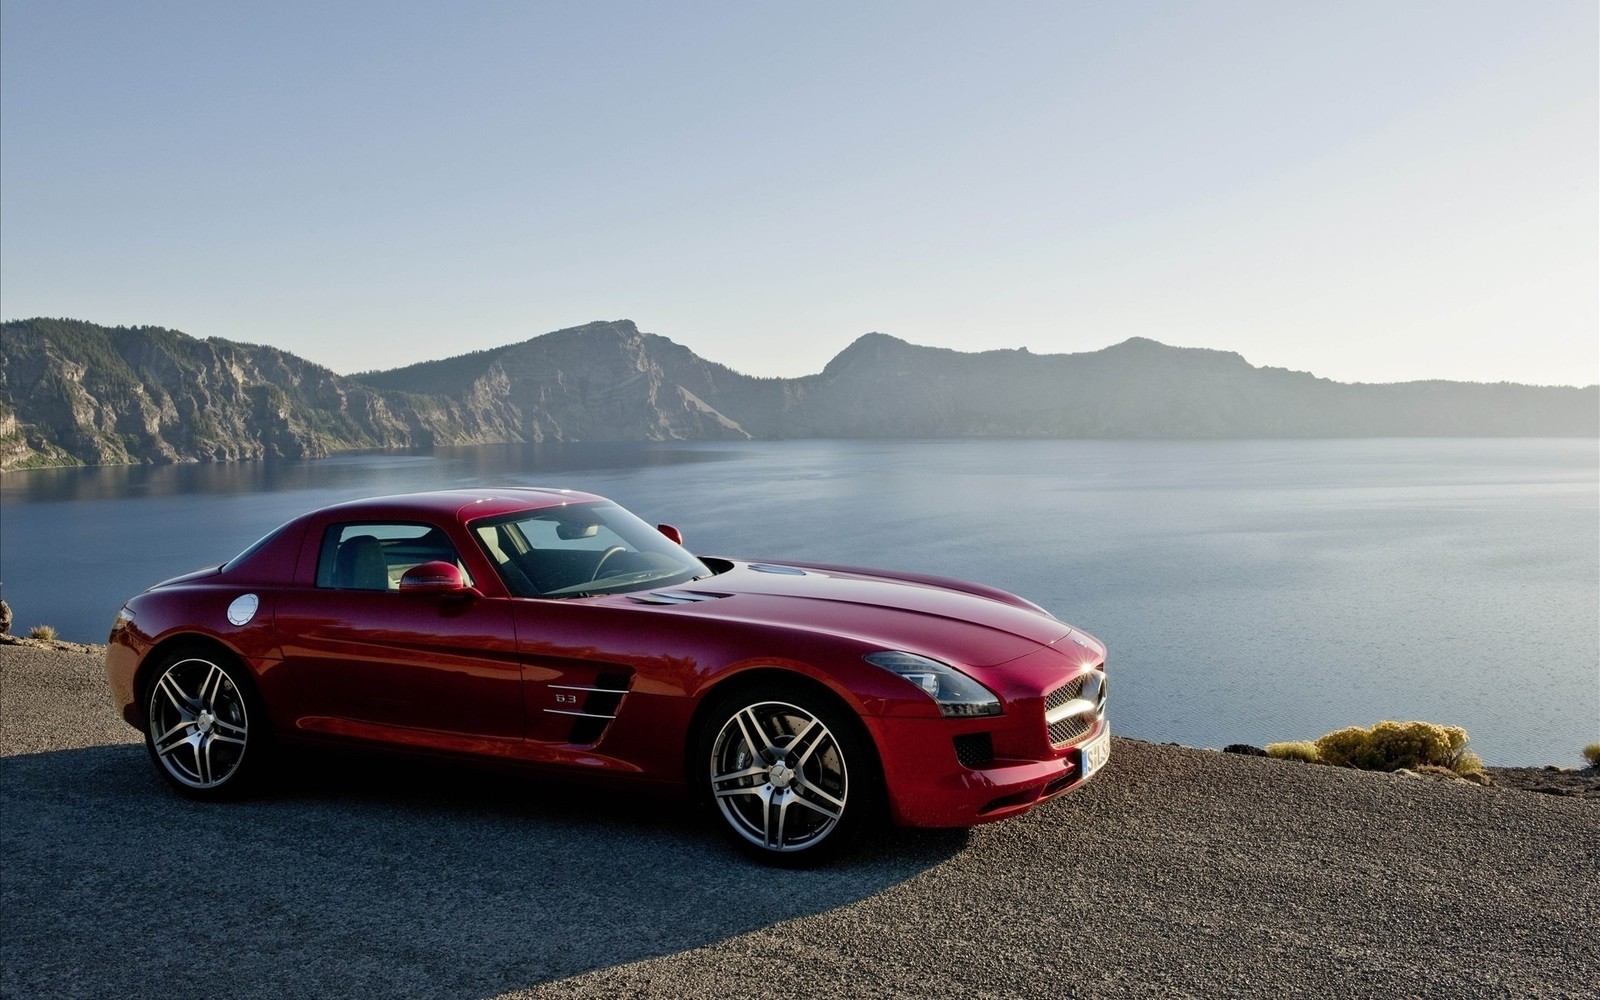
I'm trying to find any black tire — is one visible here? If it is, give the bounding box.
[696,681,880,866]
[141,647,268,800]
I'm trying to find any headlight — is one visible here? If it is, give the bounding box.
[864,651,1002,717]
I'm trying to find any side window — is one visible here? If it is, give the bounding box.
[315,523,471,591]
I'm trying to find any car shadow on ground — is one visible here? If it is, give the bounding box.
[0,744,968,999]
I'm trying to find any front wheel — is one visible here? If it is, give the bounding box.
[698,685,879,865]
[142,649,266,799]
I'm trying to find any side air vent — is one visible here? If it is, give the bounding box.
[548,673,632,745]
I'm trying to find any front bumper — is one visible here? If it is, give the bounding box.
[865,647,1110,828]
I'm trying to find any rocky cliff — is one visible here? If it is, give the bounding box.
[2,317,1594,470]
[0,319,474,468]
[750,333,1600,438]
[357,320,755,444]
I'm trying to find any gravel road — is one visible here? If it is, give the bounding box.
[3,645,1595,999]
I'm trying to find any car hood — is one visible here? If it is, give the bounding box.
[648,561,1074,668]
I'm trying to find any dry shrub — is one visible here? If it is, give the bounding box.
[1413,762,1491,786]
[1265,741,1321,764]
[1312,726,1381,769]
[1370,720,1468,771]
[1584,743,1600,768]
[1314,720,1480,775]
[1452,750,1485,778]
[26,624,57,641]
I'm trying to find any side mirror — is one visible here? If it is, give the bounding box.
[657,523,684,546]
[399,561,476,595]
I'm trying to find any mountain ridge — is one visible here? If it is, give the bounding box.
[2,316,1594,470]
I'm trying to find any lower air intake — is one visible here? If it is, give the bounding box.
[953,732,994,769]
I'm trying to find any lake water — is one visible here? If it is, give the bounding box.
[2,438,1595,765]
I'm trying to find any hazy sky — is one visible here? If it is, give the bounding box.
[2,1,1595,386]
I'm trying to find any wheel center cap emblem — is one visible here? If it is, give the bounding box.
[768,763,794,789]
[196,710,215,735]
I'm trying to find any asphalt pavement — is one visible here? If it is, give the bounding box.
[3,645,1595,999]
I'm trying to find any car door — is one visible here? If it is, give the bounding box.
[506,599,646,747]
[273,519,523,750]
[466,509,656,746]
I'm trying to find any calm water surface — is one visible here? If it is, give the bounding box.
[3,439,1595,765]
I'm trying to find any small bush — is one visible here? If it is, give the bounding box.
[1452,750,1485,778]
[1416,762,1491,785]
[1371,720,1469,772]
[1584,743,1600,768]
[1313,720,1480,774]
[1265,741,1321,764]
[1313,725,1380,769]
[26,624,57,641]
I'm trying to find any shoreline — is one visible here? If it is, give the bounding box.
[5,432,1600,476]
[4,637,1593,797]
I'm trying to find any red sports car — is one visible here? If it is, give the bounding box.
[106,489,1110,863]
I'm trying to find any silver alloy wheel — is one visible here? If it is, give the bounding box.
[147,657,250,789]
[709,700,849,853]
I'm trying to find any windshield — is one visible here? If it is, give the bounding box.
[470,501,711,599]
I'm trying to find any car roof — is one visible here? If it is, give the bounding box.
[315,488,609,524]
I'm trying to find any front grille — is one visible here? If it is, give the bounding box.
[1047,715,1091,746]
[1044,678,1085,713]
[1044,669,1105,748]
[953,733,994,769]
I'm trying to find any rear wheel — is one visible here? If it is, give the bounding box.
[698,684,879,865]
[142,649,266,799]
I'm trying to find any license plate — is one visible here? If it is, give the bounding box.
[1082,726,1111,776]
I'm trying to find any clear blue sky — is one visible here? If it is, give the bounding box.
[2,1,1595,386]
